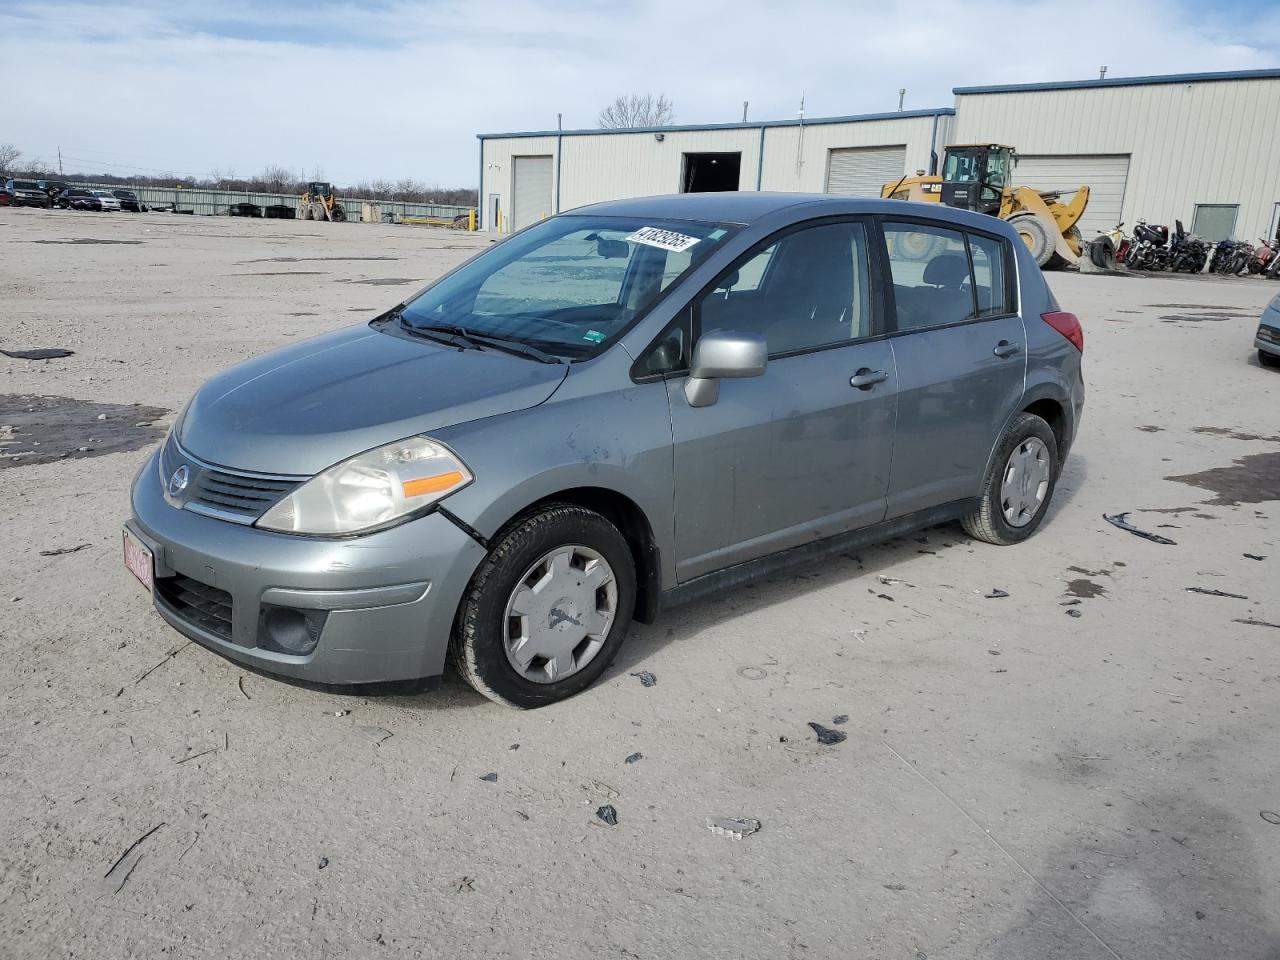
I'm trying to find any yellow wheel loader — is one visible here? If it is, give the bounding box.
[296,182,347,223]
[882,145,1089,269]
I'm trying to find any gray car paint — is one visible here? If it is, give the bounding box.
[128,192,1081,686]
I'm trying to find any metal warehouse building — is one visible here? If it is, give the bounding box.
[478,68,1280,245]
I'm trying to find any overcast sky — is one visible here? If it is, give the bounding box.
[2,0,1277,187]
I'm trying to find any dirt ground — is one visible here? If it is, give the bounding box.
[1,207,1278,960]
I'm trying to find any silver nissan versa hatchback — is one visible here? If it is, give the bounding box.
[125,193,1084,707]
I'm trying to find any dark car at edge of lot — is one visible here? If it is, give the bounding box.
[113,189,144,212]
[37,179,68,203]
[54,187,96,210]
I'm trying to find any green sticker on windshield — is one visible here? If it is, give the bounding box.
[583,330,606,343]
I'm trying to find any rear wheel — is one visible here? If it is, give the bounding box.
[962,413,1060,545]
[451,504,637,708]
[1008,213,1053,268]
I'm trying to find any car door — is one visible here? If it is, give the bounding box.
[879,221,1027,518]
[653,218,899,582]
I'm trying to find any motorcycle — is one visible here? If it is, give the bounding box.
[1125,220,1171,271]
[1167,220,1208,274]
[1090,221,1130,269]
[1248,238,1278,275]
[1210,239,1252,276]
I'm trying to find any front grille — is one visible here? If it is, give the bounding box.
[190,469,299,519]
[155,574,234,642]
[160,434,303,524]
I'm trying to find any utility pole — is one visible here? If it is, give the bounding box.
[57,147,63,176]
[1099,66,1107,79]
[898,88,906,111]
[557,112,562,131]
[742,100,749,122]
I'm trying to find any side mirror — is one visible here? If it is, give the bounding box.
[684,330,767,408]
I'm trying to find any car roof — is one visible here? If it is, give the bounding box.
[569,192,1021,237]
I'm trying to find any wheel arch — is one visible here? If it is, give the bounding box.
[982,382,1074,482]
[478,483,663,625]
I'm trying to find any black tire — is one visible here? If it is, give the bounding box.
[1008,214,1053,268]
[1260,349,1280,369]
[451,504,637,708]
[961,413,1060,545]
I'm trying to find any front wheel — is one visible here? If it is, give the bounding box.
[962,413,1060,545]
[451,504,637,708]
[1260,349,1280,369]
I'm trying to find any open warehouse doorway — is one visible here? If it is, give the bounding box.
[682,152,741,192]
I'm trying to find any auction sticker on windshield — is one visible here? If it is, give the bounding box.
[625,226,701,253]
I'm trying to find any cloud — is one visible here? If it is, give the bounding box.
[1,0,1276,186]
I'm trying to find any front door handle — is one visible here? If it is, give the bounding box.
[849,368,889,390]
[993,340,1021,358]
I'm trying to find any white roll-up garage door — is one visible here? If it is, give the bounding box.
[1012,154,1130,241]
[512,155,553,231]
[825,146,907,197]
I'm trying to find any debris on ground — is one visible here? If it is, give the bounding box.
[1244,553,1266,561]
[624,752,643,764]
[832,715,849,725]
[356,725,394,746]
[38,543,91,557]
[1260,811,1280,825]
[332,710,350,718]
[135,642,190,685]
[237,676,250,700]
[1066,608,1084,618]
[808,722,847,745]
[1104,512,1177,545]
[630,670,657,687]
[596,804,618,826]
[877,575,914,587]
[509,743,519,751]
[318,856,329,870]
[1233,619,1280,629]
[479,772,498,783]
[707,817,761,840]
[984,588,1010,599]
[883,883,907,891]
[174,746,217,765]
[1186,586,1249,599]
[104,823,164,879]
[1,348,75,360]
[456,876,474,893]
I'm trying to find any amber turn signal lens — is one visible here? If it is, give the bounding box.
[402,471,465,498]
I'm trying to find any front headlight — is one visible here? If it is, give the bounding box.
[257,437,472,535]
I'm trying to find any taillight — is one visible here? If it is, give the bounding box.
[1042,311,1083,352]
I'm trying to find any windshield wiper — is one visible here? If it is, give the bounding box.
[397,314,483,351]
[463,332,565,365]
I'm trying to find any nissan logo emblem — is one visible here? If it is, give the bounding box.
[168,464,190,497]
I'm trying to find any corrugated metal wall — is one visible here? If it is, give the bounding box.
[480,114,944,231]
[953,78,1280,243]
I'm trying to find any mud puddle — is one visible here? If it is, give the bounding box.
[1166,452,1280,505]
[0,395,169,469]
[343,278,418,285]
[1192,426,1280,443]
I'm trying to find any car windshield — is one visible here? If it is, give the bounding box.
[396,215,735,359]
[12,180,38,190]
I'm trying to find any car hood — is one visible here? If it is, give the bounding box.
[179,325,570,475]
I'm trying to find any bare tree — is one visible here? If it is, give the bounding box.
[257,164,297,193]
[597,94,674,129]
[0,143,20,176]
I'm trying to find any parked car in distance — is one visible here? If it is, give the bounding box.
[113,189,143,212]
[55,187,96,210]
[228,202,263,217]
[0,185,10,206]
[37,179,68,202]
[88,190,122,212]
[125,193,1085,707]
[4,179,51,207]
[1257,291,1280,368]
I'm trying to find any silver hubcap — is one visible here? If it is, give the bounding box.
[503,545,617,684]
[1000,437,1051,527]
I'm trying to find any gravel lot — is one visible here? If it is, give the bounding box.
[1,207,1278,959]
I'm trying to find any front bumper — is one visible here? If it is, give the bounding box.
[128,450,488,684]
[1257,325,1280,358]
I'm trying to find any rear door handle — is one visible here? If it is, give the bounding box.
[993,340,1021,358]
[849,368,889,390]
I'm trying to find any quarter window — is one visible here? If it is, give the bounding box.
[968,233,1010,317]
[697,221,873,357]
